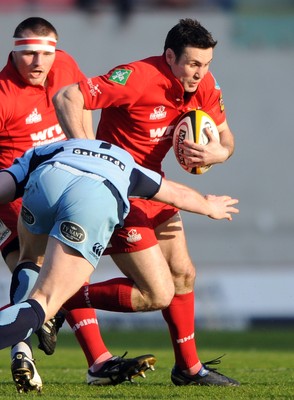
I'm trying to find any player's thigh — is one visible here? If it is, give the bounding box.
[111,244,175,302]
[22,165,121,268]
[155,212,196,290]
[17,217,47,267]
[30,236,94,320]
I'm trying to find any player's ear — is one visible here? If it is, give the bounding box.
[165,48,175,66]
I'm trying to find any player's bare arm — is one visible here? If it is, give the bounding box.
[153,179,239,221]
[82,109,95,139]
[53,83,94,139]
[181,120,234,168]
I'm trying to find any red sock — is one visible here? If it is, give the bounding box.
[162,292,200,371]
[66,308,108,367]
[64,278,134,368]
[64,278,134,312]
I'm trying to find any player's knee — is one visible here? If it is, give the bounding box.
[172,262,196,291]
[143,284,174,311]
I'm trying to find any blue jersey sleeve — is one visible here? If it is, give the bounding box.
[3,148,34,198]
[4,145,64,198]
[128,165,162,199]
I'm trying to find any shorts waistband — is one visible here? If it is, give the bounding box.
[53,161,105,182]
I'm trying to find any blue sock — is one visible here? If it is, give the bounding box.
[10,262,40,304]
[0,299,45,350]
[9,262,40,351]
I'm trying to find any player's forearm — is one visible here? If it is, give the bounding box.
[218,125,235,160]
[82,110,95,139]
[53,84,89,139]
[171,185,211,215]
[155,180,210,216]
[155,179,239,220]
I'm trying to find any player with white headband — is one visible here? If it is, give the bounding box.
[0,16,152,393]
[13,36,57,53]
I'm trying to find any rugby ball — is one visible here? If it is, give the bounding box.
[173,109,220,175]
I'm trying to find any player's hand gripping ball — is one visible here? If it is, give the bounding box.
[173,109,220,175]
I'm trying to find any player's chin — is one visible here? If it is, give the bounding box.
[184,84,198,92]
[184,85,197,93]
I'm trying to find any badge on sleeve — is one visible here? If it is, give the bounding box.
[108,69,132,85]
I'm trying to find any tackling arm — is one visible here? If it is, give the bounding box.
[153,178,239,221]
[53,83,94,139]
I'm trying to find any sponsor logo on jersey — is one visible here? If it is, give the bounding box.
[60,221,86,243]
[87,78,102,97]
[0,219,11,246]
[73,148,126,170]
[126,228,142,243]
[21,206,35,225]
[149,125,174,142]
[30,124,65,146]
[149,105,167,120]
[108,69,132,85]
[92,242,104,257]
[26,108,42,124]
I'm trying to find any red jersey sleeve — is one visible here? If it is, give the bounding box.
[79,66,142,110]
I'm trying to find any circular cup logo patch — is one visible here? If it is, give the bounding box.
[60,221,86,243]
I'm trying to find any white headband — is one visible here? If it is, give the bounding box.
[13,37,57,52]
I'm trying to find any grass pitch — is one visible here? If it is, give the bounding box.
[0,328,293,399]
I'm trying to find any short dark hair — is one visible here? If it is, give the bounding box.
[13,17,58,40]
[164,18,217,61]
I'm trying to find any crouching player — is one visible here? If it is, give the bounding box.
[0,138,239,388]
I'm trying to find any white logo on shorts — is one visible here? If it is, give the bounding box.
[126,229,142,243]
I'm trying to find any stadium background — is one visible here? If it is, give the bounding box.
[0,0,293,330]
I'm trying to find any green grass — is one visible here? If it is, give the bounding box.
[0,328,294,399]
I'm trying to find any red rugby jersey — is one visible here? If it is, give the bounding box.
[0,50,86,169]
[80,55,226,175]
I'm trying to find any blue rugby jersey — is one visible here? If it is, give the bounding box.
[3,139,162,218]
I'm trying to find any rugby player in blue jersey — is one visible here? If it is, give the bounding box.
[0,139,238,369]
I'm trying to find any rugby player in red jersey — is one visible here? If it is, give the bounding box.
[0,17,152,393]
[54,18,239,387]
